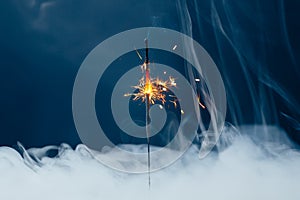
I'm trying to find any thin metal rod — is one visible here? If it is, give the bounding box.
[145,38,151,188]
[146,94,151,188]
[145,39,149,64]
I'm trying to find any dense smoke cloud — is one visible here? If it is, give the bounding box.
[1,126,299,200]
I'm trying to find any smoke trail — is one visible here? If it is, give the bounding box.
[175,0,300,145]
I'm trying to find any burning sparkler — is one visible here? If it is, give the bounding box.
[125,40,206,187]
[124,39,178,187]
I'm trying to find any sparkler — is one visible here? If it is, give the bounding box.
[124,39,177,187]
[125,40,206,187]
[144,39,151,188]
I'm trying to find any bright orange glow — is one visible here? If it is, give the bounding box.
[124,63,177,106]
[144,80,152,95]
[125,48,206,111]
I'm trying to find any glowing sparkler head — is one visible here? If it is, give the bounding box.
[124,69,207,113]
[124,67,177,106]
[124,40,205,114]
[144,80,153,95]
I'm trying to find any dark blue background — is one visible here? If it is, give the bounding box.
[0,0,299,148]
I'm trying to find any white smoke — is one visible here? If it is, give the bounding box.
[0,125,300,200]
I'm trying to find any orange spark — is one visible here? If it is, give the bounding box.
[124,68,177,107]
[197,96,206,109]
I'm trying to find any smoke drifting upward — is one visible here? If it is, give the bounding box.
[175,0,300,143]
[0,125,299,200]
